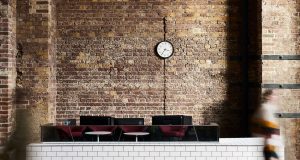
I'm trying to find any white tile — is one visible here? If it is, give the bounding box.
[102,157,113,160]
[190,152,201,156]
[32,157,42,160]
[175,157,183,160]
[257,157,265,160]
[207,157,216,160]
[221,152,232,157]
[257,146,264,152]
[124,157,134,160]
[169,151,180,157]
[52,157,62,160]
[119,151,129,156]
[88,152,98,157]
[129,151,139,156]
[175,146,185,151]
[67,151,77,156]
[32,147,42,152]
[57,152,67,156]
[42,157,52,160]
[108,152,119,157]
[247,157,258,160]
[103,146,114,151]
[216,157,227,160]
[124,146,134,151]
[164,146,175,152]
[216,146,226,152]
[82,146,93,151]
[78,152,88,156]
[139,151,150,156]
[207,146,216,151]
[186,146,195,151]
[149,151,160,157]
[232,151,243,156]
[134,157,144,160]
[238,146,247,151]
[92,157,103,160]
[155,157,164,160]
[36,151,47,157]
[154,146,164,151]
[145,157,155,160]
[202,151,212,156]
[196,146,206,151]
[63,158,72,160]
[114,146,123,151]
[52,147,62,151]
[252,151,263,157]
[114,157,124,160]
[42,147,52,152]
[187,157,196,160]
[62,146,73,151]
[73,157,83,160]
[98,151,108,156]
[227,146,237,151]
[248,146,258,151]
[145,146,155,151]
[164,157,175,160]
[73,146,83,151]
[134,146,144,151]
[159,152,169,157]
[181,151,190,156]
[47,151,56,156]
[212,152,221,156]
[243,152,252,156]
[83,157,91,160]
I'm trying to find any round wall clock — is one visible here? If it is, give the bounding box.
[156,41,174,59]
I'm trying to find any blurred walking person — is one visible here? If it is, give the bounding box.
[251,89,282,160]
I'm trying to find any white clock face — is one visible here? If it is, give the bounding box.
[156,41,174,58]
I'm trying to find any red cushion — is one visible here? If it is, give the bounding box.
[159,126,188,137]
[120,126,147,133]
[88,126,116,132]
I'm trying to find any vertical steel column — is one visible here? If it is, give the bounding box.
[241,0,249,136]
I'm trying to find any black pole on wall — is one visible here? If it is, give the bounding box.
[163,17,167,115]
[163,59,166,115]
[241,0,249,136]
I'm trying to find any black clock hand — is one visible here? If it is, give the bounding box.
[161,49,166,55]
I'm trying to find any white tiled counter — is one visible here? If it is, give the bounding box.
[26,138,284,160]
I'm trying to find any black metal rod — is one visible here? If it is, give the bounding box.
[163,59,166,115]
[262,84,300,89]
[228,55,300,61]
[275,113,300,118]
[163,17,167,115]
[163,17,166,41]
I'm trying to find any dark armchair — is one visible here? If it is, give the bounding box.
[159,126,188,140]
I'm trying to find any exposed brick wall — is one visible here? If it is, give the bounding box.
[0,0,16,145]
[16,0,54,142]
[0,0,9,145]
[262,0,300,159]
[55,0,246,137]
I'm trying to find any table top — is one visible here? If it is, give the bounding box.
[124,132,150,136]
[85,131,112,135]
